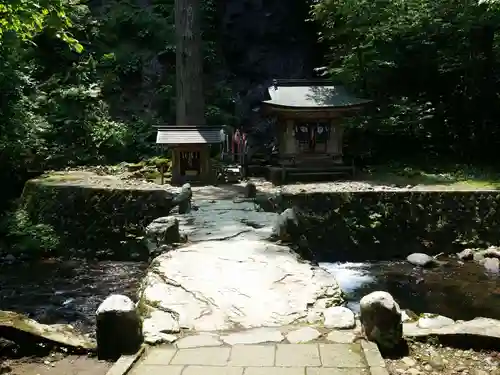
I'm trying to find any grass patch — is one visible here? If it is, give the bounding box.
[360,164,500,189]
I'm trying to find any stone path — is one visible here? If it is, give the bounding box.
[128,340,388,375]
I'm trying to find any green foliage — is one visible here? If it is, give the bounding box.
[0,0,235,206]
[311,0,500,163]
[18,178,174,259]
[280,191,500,261]
[1,208,59,256]
[0,0,82,52]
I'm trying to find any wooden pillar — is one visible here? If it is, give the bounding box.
[336,125,344,163]
[171,148,180,185]
[175,0,205,127]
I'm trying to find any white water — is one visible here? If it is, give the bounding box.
[319,262,376,312]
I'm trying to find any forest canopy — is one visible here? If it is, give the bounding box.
[2,0,500,213]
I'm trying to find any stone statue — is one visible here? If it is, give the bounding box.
[172,183,192,214]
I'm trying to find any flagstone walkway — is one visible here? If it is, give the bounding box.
[127,340,388,375]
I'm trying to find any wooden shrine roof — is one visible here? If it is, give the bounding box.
[263,79,371,110]
[155,125,222,145]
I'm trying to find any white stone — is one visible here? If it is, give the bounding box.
[96,294,142,359]
[402,357,417,367]
[360,291,400,313]
[326,330,355,343]
[138,238,343,332]
[401,310,415,323]
[323,306,356,329]
[286,327,321,343]
[417,314,455,329]
[96,294,135,314]
[142,310,180,344]
[307,309,323,324]
[175,334,223,348]
[144,333,177,345]
[221,328,284,345]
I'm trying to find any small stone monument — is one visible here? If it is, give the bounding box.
[96,294,143,360]
[244,182,257,198]
[271,207,299,242]
[172,183,192,214]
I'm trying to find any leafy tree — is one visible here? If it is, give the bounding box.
[311,0,500,164]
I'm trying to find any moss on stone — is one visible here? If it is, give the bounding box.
[126,161,146,171]
[18,175,174,259]
[277,191,500,261]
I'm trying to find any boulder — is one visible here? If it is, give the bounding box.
[359,291,403,350]
[145,216,180,253]
[417,314,455,329]
[96,294,143,360]
[172,183,192,214]
[473,247,500,263]
[271,207,300,242]
[483,257,500,274]
[456,248,474,261]
[406,253,437,268]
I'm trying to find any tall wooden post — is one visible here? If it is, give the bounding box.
[175,0,205,126]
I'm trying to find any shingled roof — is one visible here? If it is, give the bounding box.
[263,79,371,109]
[155,125,222,145]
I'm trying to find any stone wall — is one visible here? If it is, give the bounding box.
[19,175,174,259]
[277,191,500,261]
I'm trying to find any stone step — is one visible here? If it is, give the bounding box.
[107,339,388,375]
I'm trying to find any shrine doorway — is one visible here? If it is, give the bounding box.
[180,151,201,177]
[295,122,330,154]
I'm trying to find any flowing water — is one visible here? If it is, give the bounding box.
[322,259,500,320]
[0,260,147,334]
[1,256,499,334]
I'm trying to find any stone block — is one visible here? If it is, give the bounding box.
[228,345,275,366]
[96,294,143,360]
[319,343,366,368]
[170,347,231,366]
[244,368,305,375]
[275,344,321,367]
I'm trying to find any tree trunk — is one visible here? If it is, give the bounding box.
[175,0,205,126]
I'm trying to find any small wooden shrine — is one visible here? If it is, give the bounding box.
[260,79,371,183]
[155,125,222,185]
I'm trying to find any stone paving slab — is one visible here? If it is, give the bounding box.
[128,342,389,375]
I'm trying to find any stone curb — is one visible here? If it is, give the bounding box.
[360,340,390,375]
[104,345,146,375]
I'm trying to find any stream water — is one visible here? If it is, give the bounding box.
[0,260,147,334]
[1,256,499,333]
[322,259,500,321]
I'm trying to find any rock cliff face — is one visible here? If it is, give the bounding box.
[220,0,320,89]
[220,0,322,134]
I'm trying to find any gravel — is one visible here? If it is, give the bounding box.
[386,341,500,375]
[38,169,493,195]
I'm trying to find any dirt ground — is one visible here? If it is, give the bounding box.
[386,340,500,375]
[1,354,112,375]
